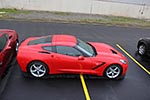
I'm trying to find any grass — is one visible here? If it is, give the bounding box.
[80,16,150,27]
[0,8,30,14]
[110,17,150,27]
[52,11,70,15]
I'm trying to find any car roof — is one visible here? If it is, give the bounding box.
[52,35,77,46]
[0,29,16,37]
[0,32,4,37]
[27,34,77,47]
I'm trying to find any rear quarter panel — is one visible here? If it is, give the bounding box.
[17,47,54,74]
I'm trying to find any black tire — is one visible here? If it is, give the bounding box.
[27,61,49,78]
[104,64,122,79]
[138,44,146,56]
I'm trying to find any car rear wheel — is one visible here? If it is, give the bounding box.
[138,44,146,56]
[28,61,49,78]
[104,64,122,79]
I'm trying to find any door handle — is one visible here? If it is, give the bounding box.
[78,56,84,60]
[51,54,54,57]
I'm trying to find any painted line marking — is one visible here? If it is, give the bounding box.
[116,44,150,75]
[80,74,91,100]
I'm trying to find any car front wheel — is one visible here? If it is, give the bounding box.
[104,64,122,79]
[28,61,49,78]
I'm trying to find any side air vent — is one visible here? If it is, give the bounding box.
[110,49,117,54]
[38,51,50,54]
[92,62,105,70]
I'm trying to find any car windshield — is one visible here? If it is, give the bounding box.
[0,35,7,52]
[77,39,96,57]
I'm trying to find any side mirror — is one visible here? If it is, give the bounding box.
[78,56,84,60]
[6,46,11,51]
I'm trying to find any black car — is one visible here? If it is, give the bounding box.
[137,38,150,56]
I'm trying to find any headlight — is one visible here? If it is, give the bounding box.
[120,59,127,64]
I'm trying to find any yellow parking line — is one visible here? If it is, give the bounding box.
[116,44,150,75]
[80,74,91,100]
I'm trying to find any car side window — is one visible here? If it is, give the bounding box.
[0,34,8,52]
[42,46,53,52]
[56,46,82,57]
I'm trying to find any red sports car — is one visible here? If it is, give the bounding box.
[0,29,18,78]
[17,34,128,79]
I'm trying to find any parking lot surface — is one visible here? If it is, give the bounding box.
[0,20,150,100]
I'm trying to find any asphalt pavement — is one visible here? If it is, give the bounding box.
[0,20,150,100]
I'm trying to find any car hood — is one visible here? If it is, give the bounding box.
[89,42,125,59]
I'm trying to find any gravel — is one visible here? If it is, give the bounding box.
[0,10,150,27]
[7,11,109,23]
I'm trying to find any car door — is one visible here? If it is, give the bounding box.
[53,46,82,72]
[54,46,98,74]
[50,46,90,73]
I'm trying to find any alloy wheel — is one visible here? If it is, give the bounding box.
[16,42,19,52]
[138,44,145,55]
[29,62,48,78]
[105,65,121,79]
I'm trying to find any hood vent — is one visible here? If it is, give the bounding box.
[110,49,117,54]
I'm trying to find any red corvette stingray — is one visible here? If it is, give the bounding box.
[17,34,128,79]
[0,29,18,78]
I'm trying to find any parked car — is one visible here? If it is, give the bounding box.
[137,38,150,56]
[0,29,19,78]
[17,34,128,79]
